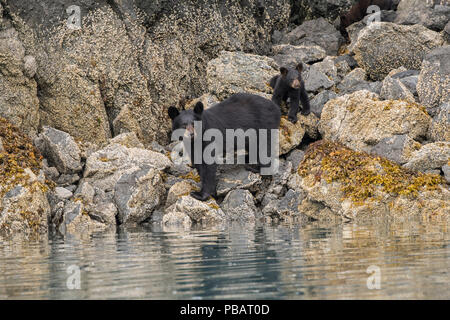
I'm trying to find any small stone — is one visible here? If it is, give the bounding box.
[54,187,73,200]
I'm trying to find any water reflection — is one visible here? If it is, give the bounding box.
[0,218,449,299]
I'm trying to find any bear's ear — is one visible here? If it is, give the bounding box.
[194,101,204,115]
[168,106,179,120]
[296,63,303,72]
[280,67,288,76]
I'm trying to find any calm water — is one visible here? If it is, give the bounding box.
[0,218,449,299]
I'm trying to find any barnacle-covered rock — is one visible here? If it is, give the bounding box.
[206,51,278,99]
[417,45,450,117]
[319,90,431,152]
[352,22,444,80]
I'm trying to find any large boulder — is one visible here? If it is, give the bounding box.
[296,140,450,221]
[319,90,431,152]
[271,44,327,67]
[206,51,278,99]
[395,0,450,31]
[221,189,259,222]
[76,135,172,225]
[280,17,344,55]
[0,28,39,137]
[35,127,82,174]
[337,68,381,95]
[417,46,450,117]
[163,196,225,226]
[352,22,444,80]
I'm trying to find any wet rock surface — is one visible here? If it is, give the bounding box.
[0,0,449,236]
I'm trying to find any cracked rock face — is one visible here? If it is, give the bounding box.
[3,0,290,145]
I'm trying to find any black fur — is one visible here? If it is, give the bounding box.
[168,93,281,201]
[270,63,310,123]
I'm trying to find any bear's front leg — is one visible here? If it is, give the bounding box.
[287,93,300,124]
[190,163,217,201]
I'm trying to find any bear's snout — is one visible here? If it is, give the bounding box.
[291,79,301,89]
[184,124,196,139]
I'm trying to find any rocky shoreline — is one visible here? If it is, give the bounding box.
[0,0,449,237]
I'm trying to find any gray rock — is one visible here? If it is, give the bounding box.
[303,64,334,92]
[166,181,196,208]
[395,0,450,31]
[43,165,59,181]
[262,189,307,220]
[286,150,305,171]
[403,142,450,172]
[266,160,292,196]
[310,90,337,117]
[417,45,450,117]
[114,166,165,225]
[370,134,422,165]
[65,185,77,193]
[0,137,4,153]
[428,103,450,142]
[164,196,224,225]
[216,166,262,196]
[271,44,326,67]
[399,75,419,96]
[380,76,415,103]
[109,132,144,149]
[221,189,258,222]
[442,164,450,184]
[337,68,378,94]
[445,21,450,43]
[281,17,344,55]
[74,182,96,204]
[352,22,444,80]
[58,200,107,234]
[56,174,80,187]
[54,187,73,200]
[0,184,50,236]
[391,70,420,79]
[39,127,82,174]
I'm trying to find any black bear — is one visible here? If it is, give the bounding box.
[339,0,398,40]
[168,93,281,201]
[269,63,310,124]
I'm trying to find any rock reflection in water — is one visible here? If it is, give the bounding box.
[0,218,449,299]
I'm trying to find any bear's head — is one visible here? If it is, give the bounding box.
[168,101,204,139]
[279,63,303,89]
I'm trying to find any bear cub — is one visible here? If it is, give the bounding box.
[168,93,281,201]
[269,63,310,124]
